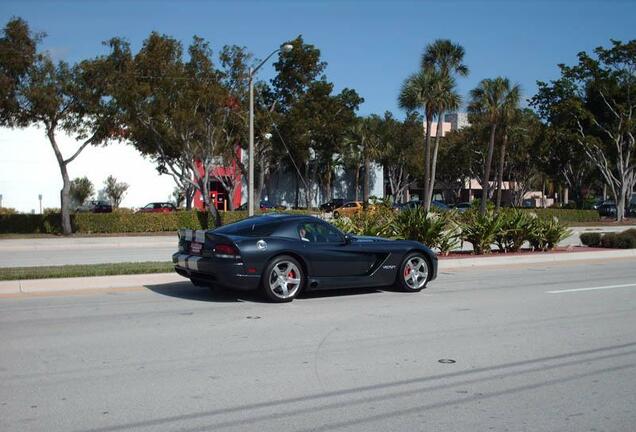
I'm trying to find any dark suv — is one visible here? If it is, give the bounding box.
[75,200,113,213]
[320,199,346,212]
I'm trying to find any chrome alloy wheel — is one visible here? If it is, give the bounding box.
[403,256,428,290]
[268,261,302,300]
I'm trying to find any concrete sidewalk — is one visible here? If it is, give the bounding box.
[2,248,635,296]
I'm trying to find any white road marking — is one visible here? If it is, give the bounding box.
[546,283,636,294]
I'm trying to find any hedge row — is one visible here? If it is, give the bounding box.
[0,210,317,234]
[519,208,599,223]
[580,228,636,249]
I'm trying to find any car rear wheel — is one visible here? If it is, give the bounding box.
[397,252,430,292]
[333,210,340,219]
[263,255,304,303]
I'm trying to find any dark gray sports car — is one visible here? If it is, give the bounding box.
[173,213,437,302]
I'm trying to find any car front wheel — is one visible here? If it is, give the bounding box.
[263,255,304,302]
[396,252,430,292]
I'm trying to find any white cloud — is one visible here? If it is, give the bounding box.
[0,126,175,212]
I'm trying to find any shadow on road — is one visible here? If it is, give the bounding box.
[144,280,388,303]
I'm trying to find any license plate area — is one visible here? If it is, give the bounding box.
[190,242,203,255]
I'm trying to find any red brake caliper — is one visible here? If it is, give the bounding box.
[404,266,411,277]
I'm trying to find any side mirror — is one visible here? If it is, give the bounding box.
[344,233,354,244]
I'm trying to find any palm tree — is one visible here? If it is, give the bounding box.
[421,39,468,209]
[398,69,441,210]
[468,77,521,215]
[494,104,522,212]
[427,75,461,208]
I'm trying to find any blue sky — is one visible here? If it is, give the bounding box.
[1,0,635,116]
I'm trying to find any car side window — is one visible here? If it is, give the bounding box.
[298,222,343,243]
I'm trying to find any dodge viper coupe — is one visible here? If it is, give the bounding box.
[172,213,437,302]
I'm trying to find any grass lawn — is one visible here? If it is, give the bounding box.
[0,261,174,281]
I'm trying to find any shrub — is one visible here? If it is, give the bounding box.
[459,210,504,254]
[599,229,636,249]
[495,209,534,252]
[391,207,460,253]
[345,208,394,237]
[580,232,602,247]
[528,217,571,251]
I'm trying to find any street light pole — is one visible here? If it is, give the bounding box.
[247,42,294,217]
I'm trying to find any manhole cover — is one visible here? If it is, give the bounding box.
[438,359,456,364]
[246,316,261,320]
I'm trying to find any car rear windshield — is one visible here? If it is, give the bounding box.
[214,220,281,237]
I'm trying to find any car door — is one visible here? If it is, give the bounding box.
[298,222,373,277]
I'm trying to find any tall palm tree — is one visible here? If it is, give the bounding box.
[422,39,468,209]
[398,69,441,210]
[468,77,521,215]
[427,75,461,208]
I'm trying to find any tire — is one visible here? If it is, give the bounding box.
[262,255,304,303]
[396,252,431,292]
[333,211,340,219]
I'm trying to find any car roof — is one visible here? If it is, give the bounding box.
[214,213,322,233]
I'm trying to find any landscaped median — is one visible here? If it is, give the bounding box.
[2,247,635,296]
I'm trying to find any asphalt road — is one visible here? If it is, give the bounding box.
[0,226,628,268]
[1,259,635,432]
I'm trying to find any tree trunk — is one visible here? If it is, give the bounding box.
[495,132,508,212]
[363,154,370,204]
[256,158,266,204]
[199,174,222,228]
[427,111,444,210]
[423,116,432,211]
[47,128,72,235]
[354,166,360,201]
[480,124,497,216]
[185,185,194,210]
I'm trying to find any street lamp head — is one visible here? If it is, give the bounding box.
[281,43,294,53]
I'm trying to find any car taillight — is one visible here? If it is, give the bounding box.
[214,243,240,259]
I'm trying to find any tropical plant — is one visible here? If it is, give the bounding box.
[421,39,468,208]
[527,216,571,251]
[495,209,534,252]
[391,207,460,253]
[468,77,521,215]
[460,210,504,254]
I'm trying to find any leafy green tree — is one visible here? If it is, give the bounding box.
[69,176,94,207]
[103,175,128,208]
[532,40,636,219]
[0,18,117,234]
[468,77,521,215]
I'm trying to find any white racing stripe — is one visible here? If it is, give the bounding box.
[546,283,636,294]
[184,230,193,241]
[188,256,202,271]
[195,230,206,243]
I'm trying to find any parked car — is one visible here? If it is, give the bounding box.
[173,213,438,302]
[398,200,450,212]
[75,200,112,213]
[333,201,364,218]
[319,198,346,213]
[452,202,471,212]
[598,200,636,218]
[137,202,177,213]
[236,201,276,211]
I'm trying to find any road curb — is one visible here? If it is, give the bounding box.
[0,273,183,295]
[1,249,635,296]
[440,248,636,270]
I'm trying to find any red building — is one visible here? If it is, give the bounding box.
[192,148,243,211]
